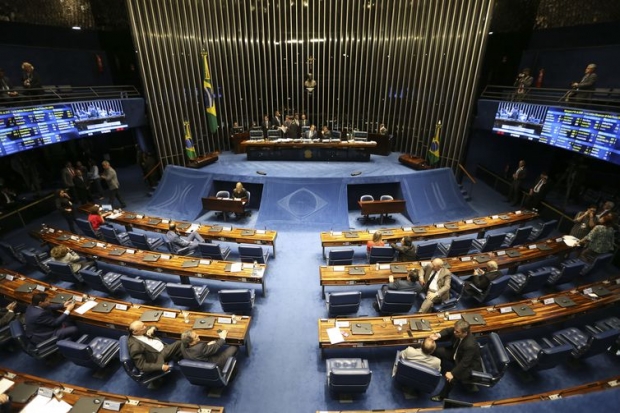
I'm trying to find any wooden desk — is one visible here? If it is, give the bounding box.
[358,199,406,224]
[80,206,278,257]
[319,237,574,296]
[240,140,377,161]
[318,276,620,352]
[187,151,219,168]
[0,367,225,412]
[398,153,432,170]
[32,227,269,296]
[0,269,251,353]
[231,131,250,153]
[320,210,538,257]
[202,196,246,221]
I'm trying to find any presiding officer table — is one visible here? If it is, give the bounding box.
[240,139,377,161]
[319,236,575,296]
[32,227,269,296]
[358,199,406,224]
[0,269,252,354]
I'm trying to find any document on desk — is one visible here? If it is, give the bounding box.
[21,395,72,413]
[188,223,200,232]
[75,300,98,315]
[327,327,345,344]
[225,263,243,272]
[0,378,14,394]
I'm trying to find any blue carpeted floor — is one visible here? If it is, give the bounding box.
[1,152,619,412]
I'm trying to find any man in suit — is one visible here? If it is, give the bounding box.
[24,293,79,344]
[393,337,440,376]
[389,236,417,262]
[506,159,527,206]
[462,260,502,296]
[429,320,482,402]
[304,124,319,140]
[272,110,282,128]
[166,222,206,253]
[417,258,452,313]
[180,329,238,370]
[385,271,422,293]
[128,320,183,374]
[524,172,550,210]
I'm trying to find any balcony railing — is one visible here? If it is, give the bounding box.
[1,85,141,107]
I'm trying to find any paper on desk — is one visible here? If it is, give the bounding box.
[562,235,579,247]
[75,300,98,314]
[107,212,122,219]
[229,263,242,272]
[379,264,390,270]
[188,223,200,232]
[333,266,345,272]
[21,395,71,413]
[327,327,345,344]
[0,378,14,394]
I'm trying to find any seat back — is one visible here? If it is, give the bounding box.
[239,245,268,263]
[101,225,123,245]
[380,290,417,313]
[166,283,207,307]
[472,274,511,303]
[380,195,394,201]
[442,238,474,257]
[328,248,355,265]
[360,194,374,202]
[10,320,58,359]
[120,276,152,301]
[80,268,107,292]
[48,261,84,283]
[76,218,98,238]
[550,260,586,285]
[535,344,574,371]
[582,253,613,276]
[245,190,251,208]
[582,329,620,358]
[468,332,509,387]
[198,243,227,260]
[504,226,533,247]
[164,239,190,256]
[368,246,394,264]
[127,232,149,249]
[393,356,441,394]
[218,289,254,313]
[415,242,438,260]
[178,359,232,387]
[22,249,50,274]
[216,190,230,199]
[520,268,552,294]
[0,241,26,263]
[327,291,361,316]
[475,233,506,253]
[119,335,169,385]
[57,339,96,368]
[530,220,558,241]
[327,359,372,394]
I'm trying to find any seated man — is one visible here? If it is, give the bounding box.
[384,271,422,293]
[429,320,482,402]
[128,320,183,374]
[393,337,440,376]
[25,293,79,344]
[166,222,206,253]
[417,258,452,313]
[304,124,319,140]
[462,260,501,296]
[50,245,91,272]
[180,329,238,370]
[389,236,417,262]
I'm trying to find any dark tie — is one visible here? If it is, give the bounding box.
[424,271,437,293]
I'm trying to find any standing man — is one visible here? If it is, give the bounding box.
[61,161,77,201]
[524,171,550,210]
[180,329,238,370]
[100,160,127,208]
[127,320,183,374]
[55,188,77,233]
[417,258,452,313]
[506,159,527,206]
[569,63,597,102]
[21,62,42,95]
[429,320,482,402]
[272,110,282,128]
[25,293,79,344]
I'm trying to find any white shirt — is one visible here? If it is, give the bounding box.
[428,271,439,292]
[135,335,164,352]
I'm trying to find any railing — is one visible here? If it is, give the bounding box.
[0,193,55,230]
[457,163,476,198]
[1,85,141,107]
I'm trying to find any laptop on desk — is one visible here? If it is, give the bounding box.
[474,219,487,225]
[149,407,179,413]
[390,265,408,274]
[193,316,215,329]
[101,204,113,212]
[148,218,162,225]
[56,234,71,241]
[537,243,552,251]
[513,304,535,316]
[109,248,125,256]
[592,285,612,297]
[143,254,160,262]
[412,227,427,233]
[15,283,37,293]
[182,260,200,268]
[444,223,459,230]
[81,241,96,248]
[410,319,431,331]
[506,250,521,258]
[209,226,223,233]
[462,313,486,325]
[92,302,114,313]
[351,322,373,335]
[140,310,163,322]
[241,230,255,236]
[50,293,73,304]
[7,383,38,403]
[348,266,366,275]
[71,396,104,413]
[555,296,576,308]
[344,231,359,238]
[474,254,491,264]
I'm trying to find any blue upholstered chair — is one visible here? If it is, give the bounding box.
[375,289,417,314]
[528,219,557,241]
[239,245,270,263]
[437,238,474,257]
[508,267,551,295]
[465,274,511,304]
[218,289,255,314]
[543,259,586,286]
[119,335,171,386]
[0,241,46,264]
[165,283,209,308]
[100,225,132,246]
[80,267,123,294]
[48,261,87,284]
[552,326,620,359]
[198,242,231,260]
[419,274,464,312]
[120,276,166,302]
[326,291,362,317]
[392,352,441,393]
[21,249,53,275]
[326,358,372,395]
[164,239,193,256]
[10,320,58,360]
[415,242,438,260]
[178,358,237,387]
[368,246,395,264]
[327,248,355,265]
[57,335,120,369]
[463,332,510,388]
[128,231,164,251]
[471,233,506,253]
[506,337,573,373]
[76,218,100,239]
[357,194,375,222]
[581,253,613,277]
[215,190,230,199]
[502,226,533,248]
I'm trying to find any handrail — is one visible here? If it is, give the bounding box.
[1,84,141,108]
[458,163,476,184]
[0,193,55,227]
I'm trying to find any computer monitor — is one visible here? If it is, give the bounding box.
[353,131,368,141]
[249,129,264,140]
[267,129,281,140]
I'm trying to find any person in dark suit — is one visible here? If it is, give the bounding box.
[462,260,501,296]
[24,293,79,344]
[21,62,43,95]
[523,172,550,210]
[417,258,452,313]
[127,320,183,374]
[272,110,282,128]
[166,222,205,253]
[180,329,238,370]
[73,168,91,204]
[389,236,417,262]
[304,124,319,140]
[385,271,422,293]
[506,159,527,205]
[429,320,482,402]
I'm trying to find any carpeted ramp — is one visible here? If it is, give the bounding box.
[144,165,212,221]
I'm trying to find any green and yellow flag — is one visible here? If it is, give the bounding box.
[184,120,197,160]
[427,120,442,165]
[202,51,218,133]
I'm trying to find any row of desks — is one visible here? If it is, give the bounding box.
[0,367,224,412]
[81,204,279,257]
[317,276,620,352]
[320,210,538,256]
[0,269,252,354]
[319,236,574,296]
[32,227,269,296]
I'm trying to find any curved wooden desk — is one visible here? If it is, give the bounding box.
[31,227,268,296]
[0,367,224,412]
[318,276,620,352]
[320,210,539,257]
[0,269,252,353]
[240,139,377,161]
[320,236,574,296]
[79,205,279,257]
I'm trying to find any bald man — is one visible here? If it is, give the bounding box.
[417,258,452,313]
[127,320,182,373]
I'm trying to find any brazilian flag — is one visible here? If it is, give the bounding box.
[427,121,442,165]
[184,120,197,160]
[202,52,218,133]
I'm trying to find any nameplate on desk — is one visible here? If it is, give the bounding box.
[35,285,46,292]
[434,223,445,228]
[499,307,513,314]
[136,215,144,219]
[126,249,135,254]
[5,274,13,281]
[496,250,506,256]
[448,313,462,321]
[218,317,232,324]
[336,321,350,328]
[225,263,243,272]
[256,229,266,234]
[102,400,123,411]
[528,244,537,250]
[71,235,80,241]
[333,266,345,272]
[223,226,232,231]
[491,215,499,219]
[515,210,522,214]
[160,254,171,260]
[37,387,54,398]
[162,311,177,319]
[200,259,211,265]
[115,304,128,311]
[464,219,474,224]
[162,219,169,224]
[460,256,472,262]
[73,295,83,302]
[393,319,407,326]
[381,230,394,236]
[402,226,412,232]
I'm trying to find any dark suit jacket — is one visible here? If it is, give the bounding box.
[437,327,482,381]
[181,338,225,362]
[470,269,501,291]
[24,304,69,343]
[391,243,417,262]
[127,335,182,373]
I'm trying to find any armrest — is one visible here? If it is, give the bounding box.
[585,324,601,335]
[76,334,90,344]
[36,336,59,350]
[221,356,236,376]
[469,370,493,383]
[541,337,556,348]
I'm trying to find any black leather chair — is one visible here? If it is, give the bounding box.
[127,231,164,251]
[471,233,506,253]
[76,218,100,239]
[581,253,613,276]
[57,334,120,369]
[178,358,237,387]
[375,289,417,314]
[437,238,474,257]
[326,291,362,317]
[506,337,573,373]
[463,332,510,388]
[465,274,511,304]
[48,261,87,284]
[419,274,464,312]
[118,335,171,386]
[415,242,438,260]
[0,241,45,264]
[326,358,372,395]
[528,219,557,241]
[10,320,58,360]
[508,267,551,295]
[165,283,209,308]
[327,248,355,265]
[164,239,193,256]
[100,225,132,246]
[542,259,586,286]
[502,226,533,248]
[392,351,441,393]
[21,249,53,275]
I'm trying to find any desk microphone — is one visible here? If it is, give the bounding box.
[256,170,267,175]
[351,171,362,176]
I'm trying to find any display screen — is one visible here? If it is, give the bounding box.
[492,102,620,165]
[0,99,129,157]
